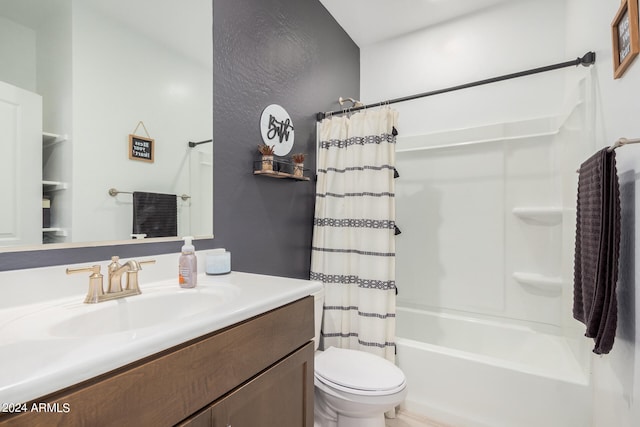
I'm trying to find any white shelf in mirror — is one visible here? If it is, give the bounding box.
[512,207,563,225]
[513,272,562,295]
[42,132,68,148]
[42,227,68,236]
[42,180,68,191]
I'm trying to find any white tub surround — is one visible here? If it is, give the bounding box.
[0,253,322,405]
[392,93,594,425]
[396,307,591,427]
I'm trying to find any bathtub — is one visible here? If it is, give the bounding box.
[395,306,592,427]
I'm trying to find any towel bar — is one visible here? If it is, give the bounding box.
[607,137,640,152]
[576,137,640,172]
[108,188,190,201]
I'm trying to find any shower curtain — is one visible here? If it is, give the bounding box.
[311,108,398,362]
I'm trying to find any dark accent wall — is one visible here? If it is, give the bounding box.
[0,240,216,271]
[213,0,359,278]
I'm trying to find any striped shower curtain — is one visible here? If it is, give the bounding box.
[311,108,398,362]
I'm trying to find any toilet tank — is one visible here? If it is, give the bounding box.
[312,288,324,351]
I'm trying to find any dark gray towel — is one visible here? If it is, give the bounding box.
[573,148,620,355]
[132,192,177,238]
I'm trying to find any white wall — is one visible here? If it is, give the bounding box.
[71,2,212,242]
[565,1,640,426]
[360,0,569,136]
[0,16,36,92]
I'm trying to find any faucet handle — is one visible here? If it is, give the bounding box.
[108,256,121,271]
[124,259,156,293]
[139,259,156,268]
[66,264,101,276]
[66,265,105,304]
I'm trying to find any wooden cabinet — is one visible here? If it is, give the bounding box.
[0,297,314,427]
[179,342,314,427]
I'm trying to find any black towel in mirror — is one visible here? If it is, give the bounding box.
[132,192,177,238]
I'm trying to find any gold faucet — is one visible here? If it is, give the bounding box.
[66,258,156,303]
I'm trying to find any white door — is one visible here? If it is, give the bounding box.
[0,80,42,247]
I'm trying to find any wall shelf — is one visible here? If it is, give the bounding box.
[253,159,310,181]
[253,170,310,181]
[512,207,563,225]
[513,272,562,295]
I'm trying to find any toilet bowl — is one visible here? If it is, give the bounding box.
[312,290,407,427]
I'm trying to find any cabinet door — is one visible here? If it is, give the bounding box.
[0,80,42,246]
[211,342,314,427]
[176,408,211,427]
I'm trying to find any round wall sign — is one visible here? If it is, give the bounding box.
[260,104,295,156]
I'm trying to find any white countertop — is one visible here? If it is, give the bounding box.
[0,261,321,405]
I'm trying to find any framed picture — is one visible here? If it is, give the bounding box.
[612,0,640,79]
[129,134,154,163]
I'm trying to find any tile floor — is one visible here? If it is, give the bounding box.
[386,411,451,427]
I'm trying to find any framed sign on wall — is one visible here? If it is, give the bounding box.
[612,0,640,79]
[129,134,154,163]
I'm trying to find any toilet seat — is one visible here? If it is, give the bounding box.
[315,347,406,396]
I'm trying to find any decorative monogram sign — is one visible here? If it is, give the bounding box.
[260,104,294,156]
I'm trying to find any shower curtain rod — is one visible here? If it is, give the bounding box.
[188,139,212,147]
[316,51,596,121]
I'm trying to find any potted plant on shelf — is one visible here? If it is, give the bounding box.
[258,144,275,171]
[291,153,306,177]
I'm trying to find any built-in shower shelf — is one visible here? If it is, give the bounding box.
[512,207,563,225]
[513,272,563,294]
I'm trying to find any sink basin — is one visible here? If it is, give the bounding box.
[0,265,323,407]
[49,286,239,337]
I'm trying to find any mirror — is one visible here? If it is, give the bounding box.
[0,0,213,250]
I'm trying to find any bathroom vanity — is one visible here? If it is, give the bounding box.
[0,259,321,426]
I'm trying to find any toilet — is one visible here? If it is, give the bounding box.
[313,289,408,427]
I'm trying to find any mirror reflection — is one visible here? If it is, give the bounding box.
[0,0,213,249]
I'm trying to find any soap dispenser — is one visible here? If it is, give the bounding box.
[179,236,197,288]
